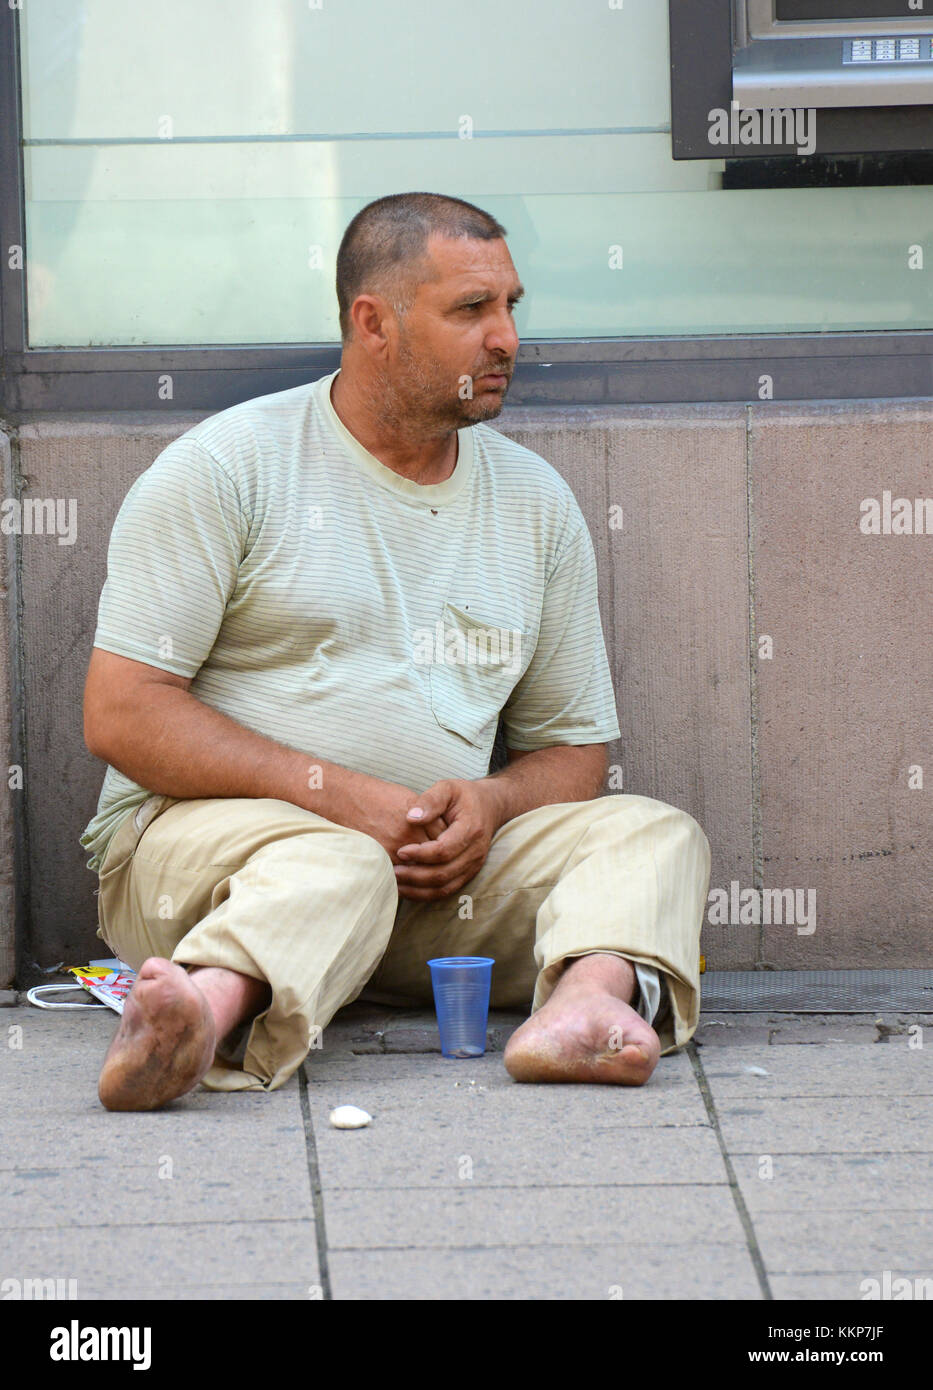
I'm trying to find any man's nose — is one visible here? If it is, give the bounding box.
[485,307,520,357]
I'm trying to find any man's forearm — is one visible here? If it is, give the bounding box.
[92,684,365,826]
[476,744,608,833]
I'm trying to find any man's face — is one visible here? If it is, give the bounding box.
[380,233,524,433]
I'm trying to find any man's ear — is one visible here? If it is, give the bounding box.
[347,293,392,356]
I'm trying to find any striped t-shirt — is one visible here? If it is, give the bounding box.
[80,368,621,872]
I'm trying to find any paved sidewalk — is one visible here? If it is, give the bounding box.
[1,996,931,1300]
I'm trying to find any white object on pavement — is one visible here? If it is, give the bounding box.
[329,1105,372,1129]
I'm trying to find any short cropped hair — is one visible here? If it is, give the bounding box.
[335,192,507,343]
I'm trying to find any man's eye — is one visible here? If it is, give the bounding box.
[461,301,518,312]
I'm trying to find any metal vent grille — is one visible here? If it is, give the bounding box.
[700,970,933,1013]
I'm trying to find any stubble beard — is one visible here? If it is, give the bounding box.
[363,328,508,440]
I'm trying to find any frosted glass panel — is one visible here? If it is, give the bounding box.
[19,0,933,347]
[21,0,671,138]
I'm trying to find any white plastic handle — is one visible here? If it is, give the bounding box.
[25,984,107,1010]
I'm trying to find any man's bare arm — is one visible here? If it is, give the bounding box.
[84,648,349,812]
[477,743,609,834]
[82,648,442,859]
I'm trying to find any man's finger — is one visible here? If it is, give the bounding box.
[406,780,455,826]
[396,819,473,864]
[414,813,448,842]
[395,864,473,899]
[394,843,477,888]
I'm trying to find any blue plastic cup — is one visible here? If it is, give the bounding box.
[427,956,495,1058]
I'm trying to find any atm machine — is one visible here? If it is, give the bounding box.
[670,0,933,170]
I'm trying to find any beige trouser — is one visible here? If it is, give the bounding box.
[94,793,711,1092]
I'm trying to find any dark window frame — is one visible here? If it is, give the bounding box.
[2,3,932,416]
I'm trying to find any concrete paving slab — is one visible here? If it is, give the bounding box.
[0,1219,319,1292]
[730,1153,933,1214]
[714,1095,933,1154]
[0,1102,306,1170]
[0,1154,313,1229]
[0,1071,302,1116]
[305,1051,721,1189]
[327,1242,761,1299]
[308,1093,712,1132]
[0,1006,278,1103]
[324,1183,743,1250]
[312,1105,723,1189]
[0,1130,306,1176]
[305,1051,708,1128]
[383,1021,527,1054]
[771,1271,933,1300]
[752,1209,933,1276]
[0,1007,114,1080]
[768,1024,881,1045]
[323,1007,529,1055]
[0,1084,301,1126]
[310,1044,698,1085]
[2,1006,116,1037]
[694,1023,773,1047]
[325,1003,437,1035]
[0,1031,306,1191]
[699,1044,933,1098]
[74,1283,319,1300]
[310,1049,499,1077]
[702,1012,933,1034]
[11,989,932,1300]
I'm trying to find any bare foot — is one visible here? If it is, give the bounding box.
[503,953,661,1085]
[98,958,217,1111]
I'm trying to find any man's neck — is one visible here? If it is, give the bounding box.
[330,369,458,486]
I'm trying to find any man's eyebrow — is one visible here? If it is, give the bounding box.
[454,285,526,306]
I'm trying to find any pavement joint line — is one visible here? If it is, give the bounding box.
[0,1218,318,1231]
[309,1182,734,1191]
[326,1240,757,1253]
[319,1116,690,1132]
[298,1063,332,1301]
[307,1117,715,1133]
[699,1093,933,1100]
[695,1206,933,1215]
[687,1041,773,1300]
[588,1122,712,1129]
[765,1268,928,1277]
[725,1149,931,1156]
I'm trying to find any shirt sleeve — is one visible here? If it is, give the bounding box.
[92,436,249,678]
[501,510,621,750]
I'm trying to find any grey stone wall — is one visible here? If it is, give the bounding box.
[1,397,930,984]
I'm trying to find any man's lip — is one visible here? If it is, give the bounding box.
[477,372,509,384]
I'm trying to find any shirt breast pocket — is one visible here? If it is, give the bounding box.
[429,601,530,750]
